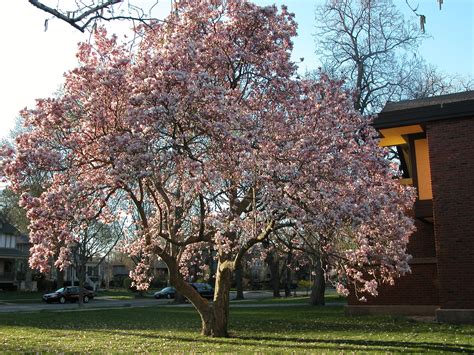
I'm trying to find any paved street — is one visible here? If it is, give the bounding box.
[0,290,303,313]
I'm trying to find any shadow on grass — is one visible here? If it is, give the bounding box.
[2,306,471,333]
[90,328,473,353]
[238,335,473,353]
[2,306,473,353]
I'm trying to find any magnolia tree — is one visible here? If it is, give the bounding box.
[0,0,415,337]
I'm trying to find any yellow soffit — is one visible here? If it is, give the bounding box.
[378,124,424,147]
[399,178,413,186]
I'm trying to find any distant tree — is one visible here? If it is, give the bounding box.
[401,63,474,99]
[314,0,473,115]
[233,257,245,300]
[69,219,123,305]
[262,240,282,298]
[314,0,425,114]
[0,117,45,234]
[0,188,30,234]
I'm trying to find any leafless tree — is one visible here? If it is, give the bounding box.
[29,0,167,33]
[402,63,474,99]
[71,218,126,306]
[314,0,425,114]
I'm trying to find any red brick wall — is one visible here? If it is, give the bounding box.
[348,263,438,305]
[427,117,474,309]
[347,219,438,306]
[407,219,436,258]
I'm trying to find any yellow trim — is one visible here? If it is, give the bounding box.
[379,124,424,138]
[379,136,407,147]
[399,178,413,185]
[414,139,433,200]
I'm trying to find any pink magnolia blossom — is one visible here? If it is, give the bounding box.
[0,0,414,335]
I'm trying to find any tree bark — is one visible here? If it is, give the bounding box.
[309,257,325,306]
[56,267,64,288]
[77,263,86,308]
[173,291,187,304]
[166,256,232,337]
[201,261,231,337]
[265,250,280,298]
[234,260,244,300]
[284,247,293,297]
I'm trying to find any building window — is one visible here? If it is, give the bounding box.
[0,235,16,249]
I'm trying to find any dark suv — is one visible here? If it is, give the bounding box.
[153,286,176,299]
[190,283,214,300]
[42,286,95,304]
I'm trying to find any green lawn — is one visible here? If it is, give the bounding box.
[0,291,43,303]
[95,289,144,300]
[0,305,472,353]
[232,288,346,305]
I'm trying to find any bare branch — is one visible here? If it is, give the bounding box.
[28,0,163,32]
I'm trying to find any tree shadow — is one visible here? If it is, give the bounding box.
[87,329,474,353]
[2,306,473,353]
[237,334,474,353]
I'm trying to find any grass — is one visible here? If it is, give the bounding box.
[232,288,346,305]
[0,291,43,303]
[95,289,141,300]
[232,296,312,304]
[0,305,473,352]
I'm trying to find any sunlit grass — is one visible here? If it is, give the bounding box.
[231,288,346,305]
[0,305,472,353]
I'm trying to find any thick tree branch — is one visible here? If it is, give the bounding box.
[233,220,275,268]
[29,0,122,32]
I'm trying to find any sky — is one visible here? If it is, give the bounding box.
[0,0,472,140]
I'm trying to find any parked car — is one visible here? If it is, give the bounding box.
[42,286,95,304]
[190,283,214,300]
[153,286,176,299]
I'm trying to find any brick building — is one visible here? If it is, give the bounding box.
[346,91,474,324]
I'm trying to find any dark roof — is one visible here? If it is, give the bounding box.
[374,91,474,129]
[0,248,29,258]
[0,219,20,236]
[16,235,30,244]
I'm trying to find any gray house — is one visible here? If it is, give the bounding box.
[0,219,34,290]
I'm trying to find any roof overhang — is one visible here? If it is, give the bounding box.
[373,91,474,131]
[378,124,424,147]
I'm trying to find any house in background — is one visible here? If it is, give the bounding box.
[0,218,35,291]
[346,91,474,324]
[0,219,170,291]
[107,253,169,288]
[59,258,108,291]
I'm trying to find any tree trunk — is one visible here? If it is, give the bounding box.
[56,267,64,288]
[284,247,293,297]
[234,260,244,300]
[309,257,325,306]
[266,251,280,298]
[173,290,187,304]
[166,257,232,337]
[77,264,86,308]
[201,262,231,337]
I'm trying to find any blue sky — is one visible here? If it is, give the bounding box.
[254,0,474,77]
[0,0,472,139]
